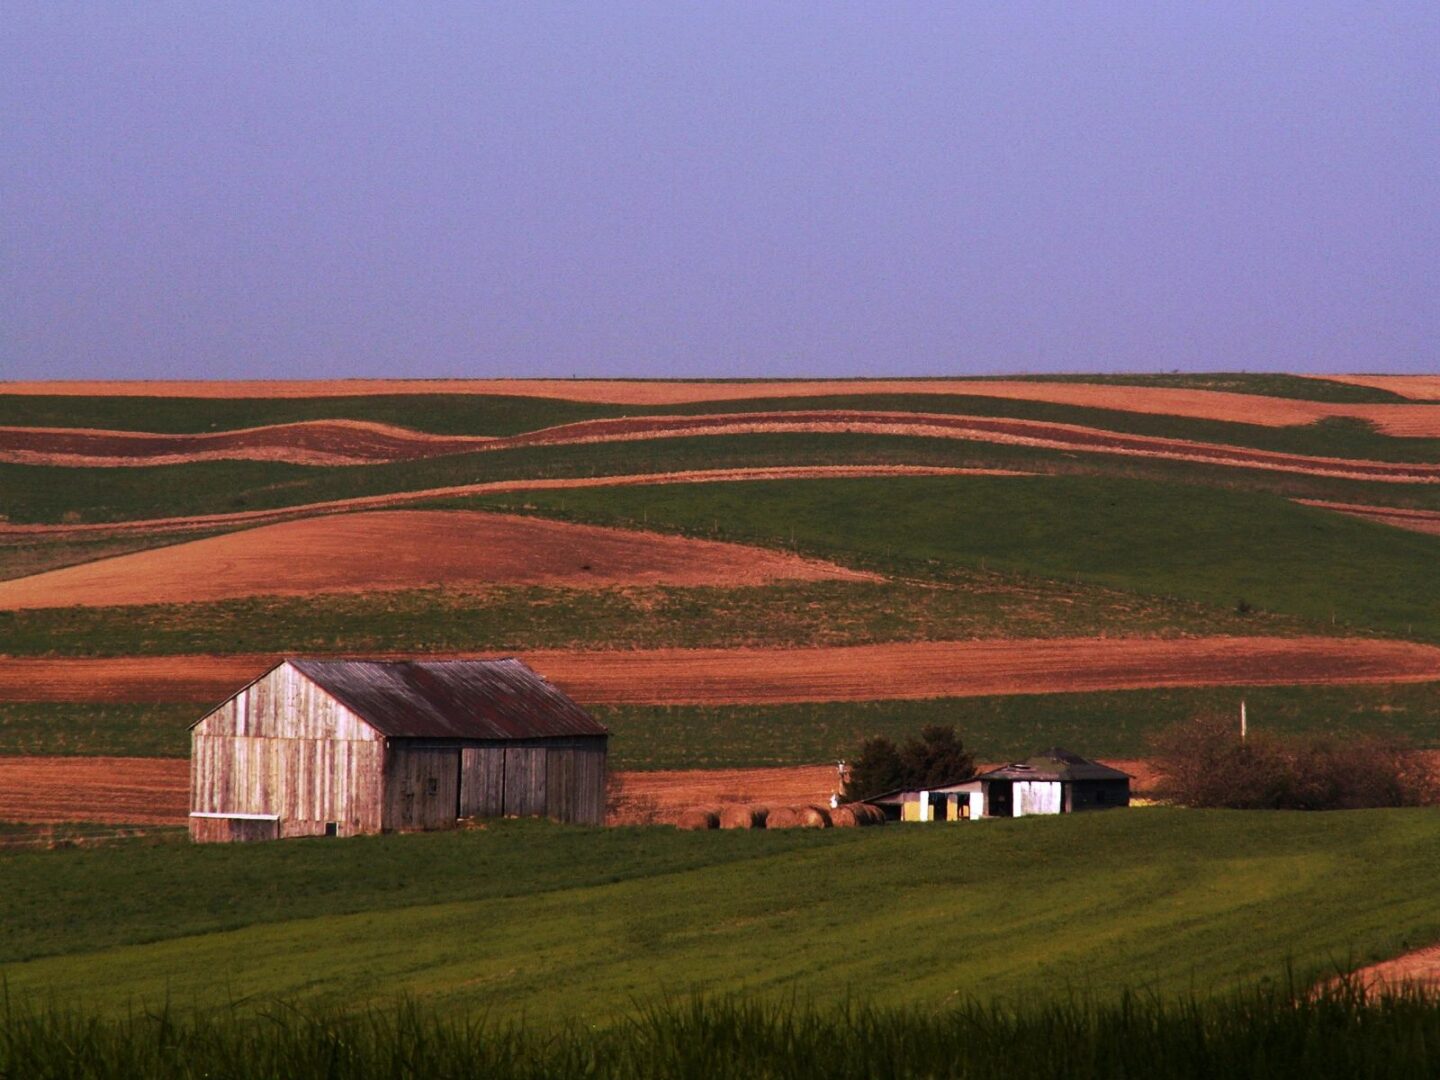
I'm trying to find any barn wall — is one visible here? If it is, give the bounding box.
[383,746,461,831]
[188,816,280,843]
[456,738,606,825]
[1069,778,1130,811]
[190,663,384,839]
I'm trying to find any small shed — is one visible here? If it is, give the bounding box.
[868,747,1129,822]
[190,658,608,842]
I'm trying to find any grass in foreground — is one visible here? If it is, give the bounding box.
[4,810,1440,1022]
[4,986,1438,1079]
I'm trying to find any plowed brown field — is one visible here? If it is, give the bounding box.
[7,409,1440,479]
[3,637,1436,704]
[6,378,1440,434]
[0,510,872,609]
[0,757,188,824]
[0,465,1020,538]
[1297,500,1440,537]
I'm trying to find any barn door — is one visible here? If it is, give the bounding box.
[386,747,461,831]
[459,747,505,818]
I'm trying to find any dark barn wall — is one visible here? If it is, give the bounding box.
[383,746,462,831]
[1068,778,1130,811]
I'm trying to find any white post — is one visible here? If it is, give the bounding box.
[1240,699,1247,741]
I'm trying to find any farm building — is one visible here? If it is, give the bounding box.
[871,747,1130,822]
[189,658,607,842]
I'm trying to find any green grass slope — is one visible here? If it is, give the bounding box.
[469,473,1440,641]
[5,810,1439,1022]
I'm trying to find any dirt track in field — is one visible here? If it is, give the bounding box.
[0,510,873,610]
[6,410,1440,480]
[0,465,1021,539]
[1296,500,1440,537]
[3,637,1437,705]
[1350,941,1440,993]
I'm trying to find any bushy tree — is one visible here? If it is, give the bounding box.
[900,725,976,790]
[842,736,905,801]
[1148,714,1432,810]
[843,725,975,800]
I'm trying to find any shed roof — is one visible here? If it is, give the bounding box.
[288,658,608,740]
[975,747,1129,783]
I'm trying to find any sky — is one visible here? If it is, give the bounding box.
[3,3,1437,380]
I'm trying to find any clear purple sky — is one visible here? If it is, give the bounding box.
[3,4,1437,380]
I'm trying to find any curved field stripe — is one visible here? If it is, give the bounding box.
[1296,500,1440,537]
[4,410,1439,480]
[1,636,1436,704]
[4,377,1440,433]
[0,465,1026,537]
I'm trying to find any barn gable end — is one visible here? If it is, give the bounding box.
[190,661,386,840]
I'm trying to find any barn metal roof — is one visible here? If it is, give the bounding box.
[975,747,1129,783]
[289,658,608,740]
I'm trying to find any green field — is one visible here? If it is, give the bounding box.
[465,473,1440,642]
[0,574,1313,658]
[8,683,1439,766]
[4,811,1440,1023]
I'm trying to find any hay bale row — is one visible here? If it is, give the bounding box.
[832,802,887,827]
[677,801,885,831]
[719,804,768,829]
[676,807,720,830]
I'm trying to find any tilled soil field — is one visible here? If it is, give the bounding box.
[2,636,1436,704]
[0,756,188,824]
[0,510,873,609]
[6,409,1440,479]
[6,378,1440,434]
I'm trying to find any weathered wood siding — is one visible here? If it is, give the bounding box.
[190,662,383,840]
[459,747,506,817]
[382,746,461,831]
[455,739,607,825]
[188,815,280,843]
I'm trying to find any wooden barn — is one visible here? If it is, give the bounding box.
[189,658,608,842]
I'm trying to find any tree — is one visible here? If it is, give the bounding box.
[842,725,975,801]
[900,725,976,790]
[842,736,905,801]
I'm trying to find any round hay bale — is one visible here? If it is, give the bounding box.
[765,806,802,829]
[797,805,832,829]
[858,803,887,826]
[719,804,768,830]
[675,808,720,831]
[829,805,860,828]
